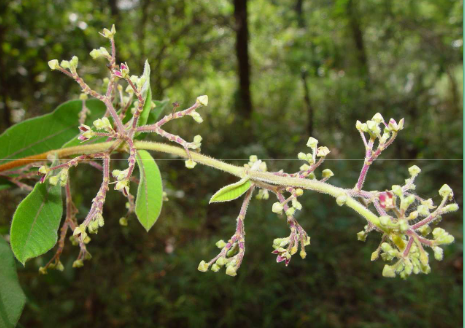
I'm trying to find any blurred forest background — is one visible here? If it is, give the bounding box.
[0,0,463,327]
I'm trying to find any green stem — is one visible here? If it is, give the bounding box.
[0,140,382,229]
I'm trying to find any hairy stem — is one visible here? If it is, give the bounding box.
[0,140,382,229]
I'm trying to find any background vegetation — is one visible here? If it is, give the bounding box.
[0,0,462,327]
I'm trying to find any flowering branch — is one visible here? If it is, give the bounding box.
[1,25,458,279]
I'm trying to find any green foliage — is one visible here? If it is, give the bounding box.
[148,100,171,124]
[135,150,163,232]
[10,182,63,265]
[0,237,26,328]
[137,61,152,128]
[210,178,252,203]
[0,99,106,162]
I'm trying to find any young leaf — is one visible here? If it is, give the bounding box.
[210,178,252,203]
[135,150,163,232]
[137,60,152,127]
[0,99,106,164]
[10,182,63,265]
[0,237,26,328]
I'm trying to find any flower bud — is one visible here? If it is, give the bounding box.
[119,217,128,226]
[322,169,334,179]
[216,240,226,248]
[185,159,197,169]
[442,203,459,213]
[357,231,367,242]
[418,225,431,237]
[196,95,208,106]
[306,137,318,149]
[366,120,376,131]
[356,120,363,130]
[316,146,330,157]
[56,261,64,272]
[382,264,396,278]
[60,60,70,69]
[372,113,384,123]
[197,260,209,272]
[70,56,79,70]
[272,202,283,213]
[39,267,47,275]
[96,214,104,227]
[194,135,203,144]
[360,123,368,132]
[295,188,304,196]
[304,236,311,246]
[399,220,409,232]
[336,195,347,206]
[407,211,418,220]
[371,249,380,261]
[297,152,307,160]
[216,257,226,266]
[285,207,296,216]
[416,205,430,217]
[291,199,302,210]
[49,175,59,186]
[408,165,421,177]
[400,194,415,211]
[438,184,453,199]
[300,250,307,259]
[100,26,116,38]
[391,185,403,197]
[72,260,84,268]
[38,166,49,174]
[191,112,203,123]
[432,246,443,261]
[300,164,310,171]
[225,265,237,277]
[48,59,60,70]
[90,49,101,59]
[211,264,221,272]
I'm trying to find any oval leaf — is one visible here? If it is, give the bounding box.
[0,237,26,328]
[135,150,163,232]
[0,99,106,165]
[210,178,252,203]
[10,182,63,265]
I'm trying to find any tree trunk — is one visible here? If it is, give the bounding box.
[347,0,370,88]
[108,0,119,18]
[301,70,314,136]
[294,0,314,136]
[234,0,253,120]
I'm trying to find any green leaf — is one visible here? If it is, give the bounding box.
[210,178,252,203]
[10,182,63,265]
[137,60,152,127]
[0,99,106,165]
[0,237,26,328]
[147,99,170,124]
[135,150,163,232]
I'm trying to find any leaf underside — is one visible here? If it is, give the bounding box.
[210,178,252,203]
[0,99,106,164]
[135,150,163,232]
[0,237,26,328]
[10,181,63,265]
